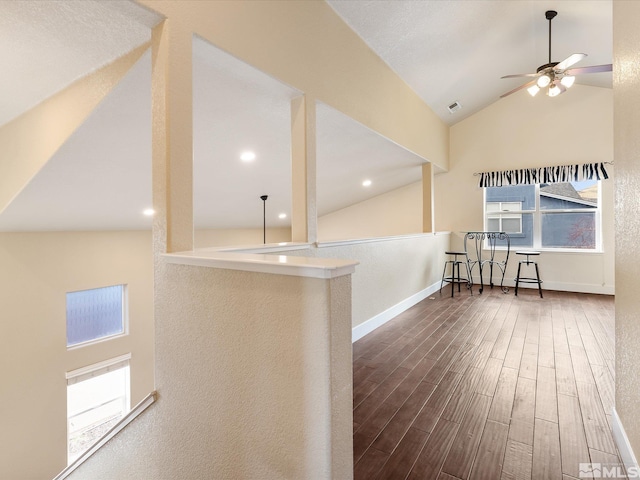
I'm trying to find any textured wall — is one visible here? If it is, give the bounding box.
[0,231,154,480]
[70,263,353,479]
[436,84,614,294]
[281,233,449,328]
[613,0,640,460]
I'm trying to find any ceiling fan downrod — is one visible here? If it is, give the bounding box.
[537,10,559,74]
[546,10,557,64]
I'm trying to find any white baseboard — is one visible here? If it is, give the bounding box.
[511,280,614,295]
[352,278,614,343]
[352,281,442,343]
[612,408,639,475]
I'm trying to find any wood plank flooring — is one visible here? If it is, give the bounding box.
[353,287,624,479]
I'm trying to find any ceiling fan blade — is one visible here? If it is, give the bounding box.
[556,82,567,95]
[501,73,540,79]
[555,53,587,70]
[500,79,537,98]
[565,64,613,75]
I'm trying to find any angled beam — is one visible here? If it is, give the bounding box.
[0,42,149,215]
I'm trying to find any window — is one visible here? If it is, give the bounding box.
[486,201,523,234]
[484,181,600,250]
[66,355,131,464]
[66,285,127,347]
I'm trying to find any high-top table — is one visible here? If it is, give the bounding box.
[464,231,511,294]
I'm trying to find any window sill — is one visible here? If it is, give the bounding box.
[485,247,604,255]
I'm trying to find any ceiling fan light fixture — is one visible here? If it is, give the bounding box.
[527,85,540,97]
[560,75,575,88]
[500,10,611,100]
[548,83,562,97]
[537,74,551,88]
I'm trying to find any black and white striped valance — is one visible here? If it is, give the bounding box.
[477,162,609,188]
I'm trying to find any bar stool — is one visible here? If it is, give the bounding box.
[514,251,543,298]
[440,251,472,297]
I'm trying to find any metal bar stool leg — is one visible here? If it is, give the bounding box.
[514,251,543,298]
[440,262,449,295]
[515,262,522,296]
[451,261,455,297]
[534,262,543,298]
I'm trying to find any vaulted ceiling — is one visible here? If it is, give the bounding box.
[328,0,613,125]
[0,0,612,232]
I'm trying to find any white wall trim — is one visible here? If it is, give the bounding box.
[352,276,614,344]
[65,353,131,380]
[352,280,442,342]
[508,280,614,296]
[318,231,450,249]
[612,408,639,475]
[163,250,358,279]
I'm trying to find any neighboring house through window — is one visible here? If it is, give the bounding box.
[484,180,600,250]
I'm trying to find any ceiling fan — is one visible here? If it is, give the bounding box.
[500,10,612,98]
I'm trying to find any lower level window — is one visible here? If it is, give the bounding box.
[66,355,130,464]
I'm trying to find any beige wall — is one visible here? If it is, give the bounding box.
[280,233,449,330]
[194,227,291,248]
[70,264,353,479]
[614,0,640,462]
[318,182,423,242]
[66,1,449,477]
[0,231,154,480]
[435,84,614,294]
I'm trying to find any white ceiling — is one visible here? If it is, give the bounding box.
[0,0,160,127]
[0,50,152,232]
[0,0,613,232]
[191,38,424,228]
[192,36,299,229]
[317,103,423,216]
[328,0,613,125]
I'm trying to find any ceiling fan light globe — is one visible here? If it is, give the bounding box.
[527,85,540,97]
[548,84,561,97]
[560,75,575,88]
[537,75,551,88]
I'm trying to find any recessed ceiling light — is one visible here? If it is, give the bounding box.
[362,179,372,187]
[240,151,256,162]
[143,208,155,216]
[278,213,287,219]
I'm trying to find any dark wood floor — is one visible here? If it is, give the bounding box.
[352,286,624,480]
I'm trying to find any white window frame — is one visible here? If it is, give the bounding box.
[66,354,131,464]
[483,182,602,252]
[486,201,523,234]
